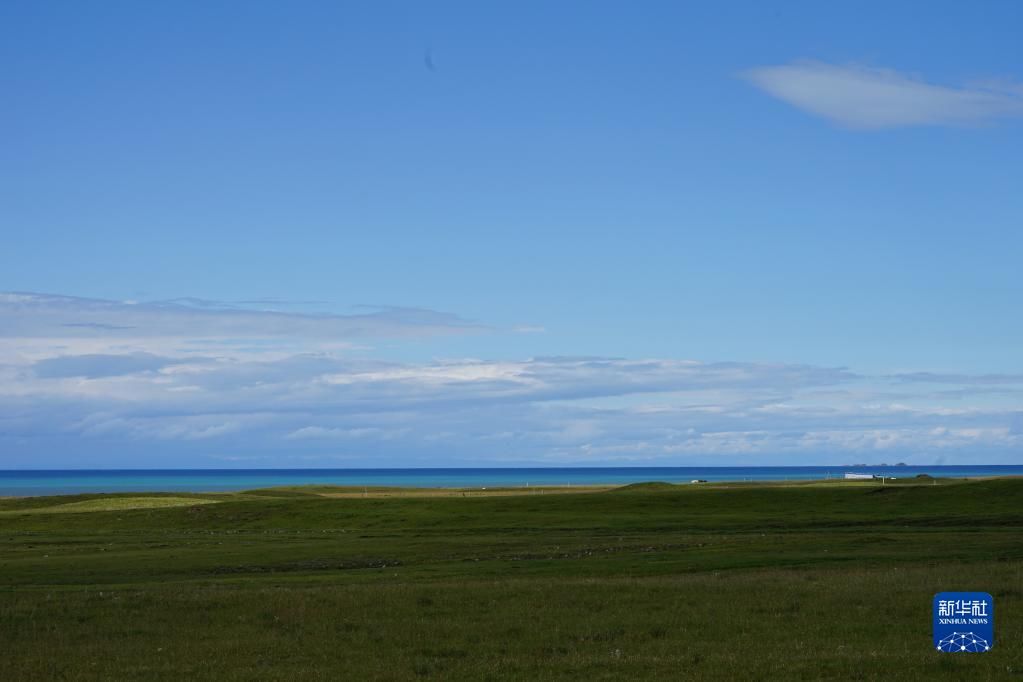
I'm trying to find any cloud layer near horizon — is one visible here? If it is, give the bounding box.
[744,61,1023,129]
[1,292,1021,467]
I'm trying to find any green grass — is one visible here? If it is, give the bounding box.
[1,478,1021,680]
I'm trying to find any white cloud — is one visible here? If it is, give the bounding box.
[743,61,1023,128]
[286,426,406,440]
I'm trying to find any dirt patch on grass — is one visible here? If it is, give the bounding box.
[0,496,221,514]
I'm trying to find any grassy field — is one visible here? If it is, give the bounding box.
[1,478,1021,680]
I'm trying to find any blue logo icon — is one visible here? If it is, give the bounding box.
[933,592,993,653]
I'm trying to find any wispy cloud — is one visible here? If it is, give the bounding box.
[743,61,1023,129]
[0,292,485,362]
[890,371,1023,385]
[1,291,1021,466]
[31,352,185,379]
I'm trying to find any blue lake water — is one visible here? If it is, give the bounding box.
[1,466,1021,496]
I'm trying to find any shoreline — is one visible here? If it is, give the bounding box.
[3,474,1021,500]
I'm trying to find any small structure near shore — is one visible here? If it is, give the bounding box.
[844,472,876,480]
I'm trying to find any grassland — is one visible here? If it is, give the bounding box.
[1,478,1021,680]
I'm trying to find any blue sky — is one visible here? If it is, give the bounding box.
[3,2,1022,467]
